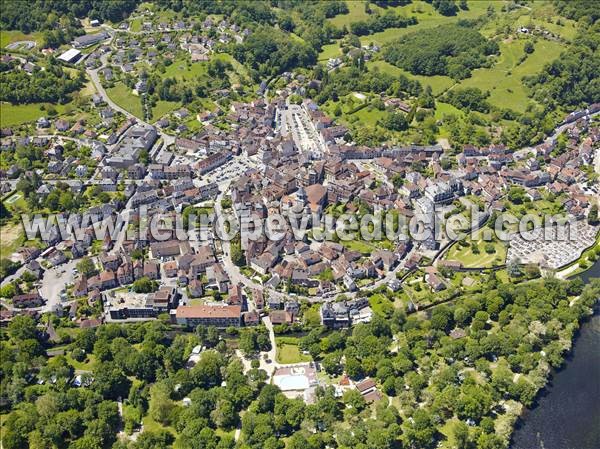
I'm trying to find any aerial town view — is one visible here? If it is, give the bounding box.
[0,1,599,448]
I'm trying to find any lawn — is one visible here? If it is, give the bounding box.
[368,60,455,96]
[129,17,143,32]
[479,1,579,42]
[106,82,144,119]
[318,41,342,62]
[456,38,565,112]
[302,304,322,327]
[514,13,578,41]
[341,239,376,255]
[504,195,565,222]
[151,100,180,121]
[163,58,208,81]
[369,293,395,317]
[276,343,311,364]
[65,353,97,372]
[3,192,28,212]
[161,53,248,89]
[184,117,203,132]
[142,415,177,437]
[434,102,465,120]
[362,2,565,114]
[445,228,507,268]
[213,53,250,86]
[369,32,564,115]
[350,105,388,127]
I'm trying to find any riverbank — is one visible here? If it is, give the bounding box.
[510,260,600,449]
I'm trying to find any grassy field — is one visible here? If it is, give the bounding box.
[163,58,208,80]
[0,222,23,260]
[513,14,578,41]
[479,1,578,42]
[65,353,96,372]
[326,0,568,116]
[369,60,455,96]
[354,0,501,46]
[455,38,565,112]
[341,239,376,255]
[161,53,248,88]
[369,293,395,316]
[129,17,143,32]
[213,53,250,86]
[151,100,179,121]
[328,1,374,28]
[0,102,73,127]
[0,30,43,48]
[318,41,342,62]
[434,102,465,120]
[276,341,311,364]
[445,228,507,268]
[142,415,177,437]
[368,35,564,114]
[3,192,28,212]
[350,105,388,126]
[106,82,144,118]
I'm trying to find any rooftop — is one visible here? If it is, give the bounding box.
[176,305,241,319]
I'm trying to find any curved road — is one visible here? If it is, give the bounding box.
[85,39,175,148]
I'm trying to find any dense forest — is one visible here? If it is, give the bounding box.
[383,23,499,79]
[0,60,84,104]
[443,87,490,113]
[232,27,317,81]
[553,0,600,23]
[524,22,600,109]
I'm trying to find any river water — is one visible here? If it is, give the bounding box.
[510,261,600,449]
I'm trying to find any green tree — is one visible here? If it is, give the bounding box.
[381,112,409,131]
[92,362,131,400]
[8,315,37,341]
[588,204,599,225]
[452,420,470,449]
[149,382,175,425]
[77,257,97,277]
[211,399,237,429]
[239,330,258,356]
[133,277,158,293]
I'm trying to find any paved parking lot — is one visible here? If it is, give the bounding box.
[280,104,327,158]
[198,155,262,188]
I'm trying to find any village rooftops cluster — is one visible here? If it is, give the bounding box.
[1,45,599,331]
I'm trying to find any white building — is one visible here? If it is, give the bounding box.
[57,48,82,64]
